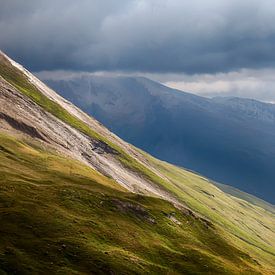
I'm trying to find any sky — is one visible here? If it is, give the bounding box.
[1,0,275,102]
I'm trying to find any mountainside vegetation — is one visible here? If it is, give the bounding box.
[1,132,268,274]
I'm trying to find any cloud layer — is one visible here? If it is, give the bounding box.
[163,69,275,103]
[1,0,275,73]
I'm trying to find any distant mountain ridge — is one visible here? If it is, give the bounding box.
[44,75,275,204]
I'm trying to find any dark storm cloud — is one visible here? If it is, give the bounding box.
[1,0,275,73]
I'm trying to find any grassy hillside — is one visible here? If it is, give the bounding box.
[144,153,275,270]
[213,181,275,214]
[0,133,265,274]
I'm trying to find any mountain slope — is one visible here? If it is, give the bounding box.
[0,51,274,274]
[44,75,275,203]
[0,132,263,275]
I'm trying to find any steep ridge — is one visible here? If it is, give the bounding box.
[0,51,178,203]
[0,51,274,274]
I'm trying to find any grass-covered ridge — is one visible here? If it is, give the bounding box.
[142,152,275,270]
[0,133,266,274]
[0,53,170,190]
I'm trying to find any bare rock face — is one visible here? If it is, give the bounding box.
[0,111,47,141]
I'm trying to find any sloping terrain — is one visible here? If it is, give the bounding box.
[44,75,275,203]
[0,51,274,274]
[0,132,264,274]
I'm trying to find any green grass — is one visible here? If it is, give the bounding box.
[213,181,275,214]
[0,133,266,274]
[141,152,275,272]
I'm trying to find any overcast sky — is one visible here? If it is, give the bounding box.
[1,0,275,101]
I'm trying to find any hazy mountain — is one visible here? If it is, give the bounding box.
[44,75,275,204]
[1,52,274,273]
